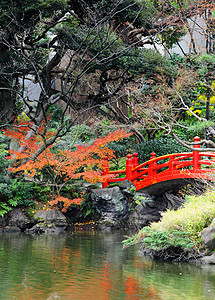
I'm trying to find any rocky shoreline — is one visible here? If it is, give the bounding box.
[0,208,68,234]
[1,181,215,264]
[0,181,184,234]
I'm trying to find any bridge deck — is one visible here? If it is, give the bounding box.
[101,137,215,194]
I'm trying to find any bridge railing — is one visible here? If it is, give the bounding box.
[102,136,215,188]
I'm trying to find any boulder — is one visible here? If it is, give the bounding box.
[8,208,33,230]
[34,209,67,227]
[0,216,6,228]
[129,193,162,228]
[26,223,66,234]
[119,180,136,199]
[200,218,215,251]
[90,183,185,230]
[25,209,68,234]
[91,186,130,230]
[91,187,129,217]
[4,226,21,233]
[200,253,215,264]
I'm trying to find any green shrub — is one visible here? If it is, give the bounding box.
[124,189,215,250]
[108,134,187,164]
[123,227,194,250]
[133,136,187,163]
[151,189,215,238]
[0,177,51,216]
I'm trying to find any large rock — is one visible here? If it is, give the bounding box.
[91,186,130,230]
[91,187,129,217]
[26,223,66,234]
[91,182,185,230]
[0,216,6,228]
[200,253,215,264]
[128,191,185,229]
[26,209,68,234]
[200,218,215,251]
[8,208,33,230]
[34,209,67,226]
[129,193,165,228]
[4,226,21,233]
[119,180,136,199]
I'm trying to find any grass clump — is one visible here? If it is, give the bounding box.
[123,227,195,250]
[124,189,215,251]
[151,189,215,239]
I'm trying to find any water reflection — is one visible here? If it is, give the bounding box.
[0,231,214,299]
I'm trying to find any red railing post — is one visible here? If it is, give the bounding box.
[102,156,109,188]
[150,152,156,160]
[132,153,139,168]
[132,153,139,184]
[126,154,133,181]
[169,155,175,172]
[193,136,201,171]
[148,152,157,177]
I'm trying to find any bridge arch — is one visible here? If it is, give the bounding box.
[102,136,215,195]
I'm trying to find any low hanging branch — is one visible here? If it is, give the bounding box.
[3,118,132,188]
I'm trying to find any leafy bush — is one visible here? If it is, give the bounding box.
[151,189,215,238]
[123,227,194,250]
[0,176,51,216]
[107,135,188,169]
[133,136,187,163]
[124,189,215,251]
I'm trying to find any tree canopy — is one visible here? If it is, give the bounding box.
[1,0,215,152]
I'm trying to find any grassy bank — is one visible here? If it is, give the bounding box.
[123,189,215,257]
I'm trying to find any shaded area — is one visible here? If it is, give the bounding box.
[140,178,205,196]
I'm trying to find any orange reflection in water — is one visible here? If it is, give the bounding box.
[3,233,161,300]
[101,262,112,300]
[125,275,161,300]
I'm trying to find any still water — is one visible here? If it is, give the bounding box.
[0,231,215,300]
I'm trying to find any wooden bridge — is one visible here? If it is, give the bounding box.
[102,137,215,195]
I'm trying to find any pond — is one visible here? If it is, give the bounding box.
[0,231,215,299]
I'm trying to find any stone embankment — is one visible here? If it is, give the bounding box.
[1,180,215,264]
[0,208,67,234]
[0,180,184,234]
[91,180,184,231]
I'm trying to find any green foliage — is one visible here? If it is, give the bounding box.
[0,132,9,174]
[124,189,215,251]
[133,136,187,163]
[161,27,186,49]
[120,48,175,78]
[123,227,194,250]
[57,23,124,72]
[0,179,50,208]
[196,54,215,76]
[108,136,136,157]
[93,0,156,27]
[0,181,51,216]
[53,124,96,152]
[107,133,187,167]
[142,229,194,250]
[0,0,68,27]
[79,195,97,220]
[187,120,214,135]
[151,190,215,239]
[0,202,12,217]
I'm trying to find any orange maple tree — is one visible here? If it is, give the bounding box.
[3,118,132,209]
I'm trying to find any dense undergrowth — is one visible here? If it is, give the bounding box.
[0,124,186,217]
[123,189,215,253]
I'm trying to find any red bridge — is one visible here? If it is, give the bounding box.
[102,137,215,195]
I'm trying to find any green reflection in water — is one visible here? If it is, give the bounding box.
[0,231,214,299]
